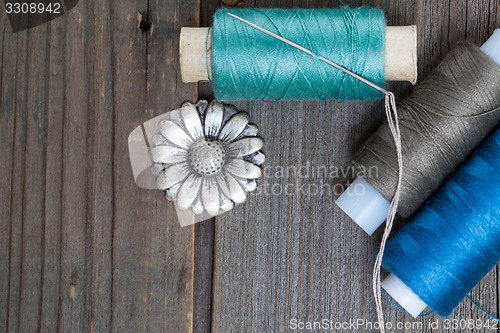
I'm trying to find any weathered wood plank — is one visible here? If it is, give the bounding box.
[17,21,49,333]
[212,1,500,332]
[1,0,199,331]
[191,2,218,333]
[111,0,198,332]
[58,2,90,330]
[40,14,65,333]
[193,219,215,333]
[0,11,21,333]
[4,17,30,333]
[84,0,114,332]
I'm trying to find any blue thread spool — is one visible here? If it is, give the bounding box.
[381,125,500,317]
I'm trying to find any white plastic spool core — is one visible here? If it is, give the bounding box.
[381,273,428,318]
[335,178,391,235]
[481,29,500,65]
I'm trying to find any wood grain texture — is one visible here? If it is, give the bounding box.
[0,1,498,333]
[111,0,197,331]
[191,4,218,333]
[212,0,500,332]
[0,0,199,331]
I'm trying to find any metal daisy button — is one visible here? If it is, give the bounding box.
[149,100,265,216]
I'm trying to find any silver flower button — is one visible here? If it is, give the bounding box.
[150,100,265,217]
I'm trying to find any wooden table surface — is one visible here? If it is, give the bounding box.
[0,0,498,332]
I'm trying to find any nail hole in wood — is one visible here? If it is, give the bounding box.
[139,19,152,32]
[137,12,152,32]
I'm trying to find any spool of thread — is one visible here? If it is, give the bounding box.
[381,125,500,317]
[336,30,500,235]
[179,7,418,100]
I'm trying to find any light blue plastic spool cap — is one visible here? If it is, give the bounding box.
[335,178,391,235]
[481,29,500,66]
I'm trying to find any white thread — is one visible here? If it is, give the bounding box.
[373,93,403,333]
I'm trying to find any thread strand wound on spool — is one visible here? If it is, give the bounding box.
[179,7,418,99]
[213,7,387,101]
[336,31,500,235]
[382,125,500,317]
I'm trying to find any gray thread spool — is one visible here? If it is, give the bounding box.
[352,42,500,220]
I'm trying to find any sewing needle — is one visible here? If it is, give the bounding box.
[227,12,391,97]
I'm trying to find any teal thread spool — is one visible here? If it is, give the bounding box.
[211,7,386,101]
[179,8,418,101]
